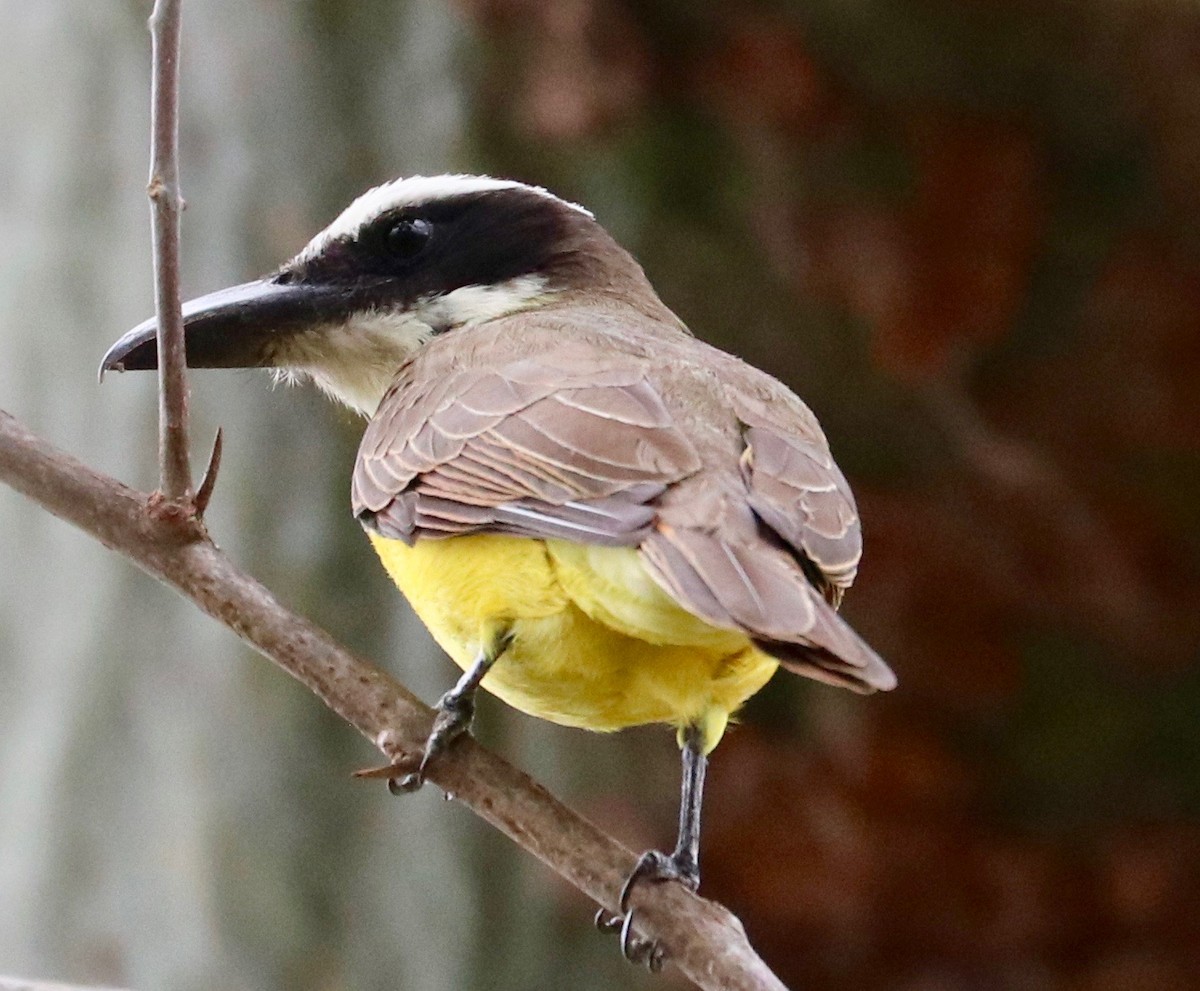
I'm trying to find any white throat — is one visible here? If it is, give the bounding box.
[272,275,552,415]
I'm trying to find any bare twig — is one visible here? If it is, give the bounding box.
[0,5,787,987]
[0,409,788,991]
[147,0,190,501]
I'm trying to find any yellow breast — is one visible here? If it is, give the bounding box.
[368,532,777,752]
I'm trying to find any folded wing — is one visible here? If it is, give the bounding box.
[352,355,701,545]
[353,331,895,694]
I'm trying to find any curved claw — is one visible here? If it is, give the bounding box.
[619,910,665,972]
[384,692,476,797]
[594,907,622,934]
[388,770,426,795]
[619,849,699,914]
[595,907,666,971]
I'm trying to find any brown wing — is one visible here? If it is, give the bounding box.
[641,483,894,695]
[636,350,894,694]
[741,424,862,601]
[354,323,894,695]
[352,351,702,545]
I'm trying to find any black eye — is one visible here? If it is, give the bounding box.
[387,218,433,259]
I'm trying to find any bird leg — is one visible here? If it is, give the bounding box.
[389,630,510,794]
[623,722,707,905]
[596,722,708,970]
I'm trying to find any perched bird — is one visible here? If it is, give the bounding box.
[103,174,895,964]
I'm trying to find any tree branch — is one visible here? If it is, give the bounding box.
[0,5,788,987]
[0,409,788,991]
[147,0,190,501]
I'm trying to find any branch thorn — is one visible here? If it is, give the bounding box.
[194,427,223,518]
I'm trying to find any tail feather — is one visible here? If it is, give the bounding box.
[642,526,896,694]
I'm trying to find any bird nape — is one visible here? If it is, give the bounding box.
[103,173,896,970]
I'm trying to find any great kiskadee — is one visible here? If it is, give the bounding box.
[102,175,895,962]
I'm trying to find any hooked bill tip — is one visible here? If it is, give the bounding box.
[97,360,126,384]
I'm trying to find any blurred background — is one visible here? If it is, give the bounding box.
[1,1,1198,989]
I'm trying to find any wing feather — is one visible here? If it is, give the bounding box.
[353,323,894,694]
[627,349,893,693]
[641,521,895,694]
[740,423,863,596]
[353,354,702,546]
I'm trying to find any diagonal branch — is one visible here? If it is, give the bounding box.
[0,5,787,988]
[147,0,190,501]
[0,409,788,991]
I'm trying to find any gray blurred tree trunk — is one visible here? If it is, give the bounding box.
[0,4,652,990]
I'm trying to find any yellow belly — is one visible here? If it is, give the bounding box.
[368,532,778,752]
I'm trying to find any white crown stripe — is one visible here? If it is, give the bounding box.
[297,174,593,265]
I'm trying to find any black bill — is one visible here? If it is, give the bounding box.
[100,278,362,377]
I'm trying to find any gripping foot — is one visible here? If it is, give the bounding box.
[595,724,709,971]
[619,848,700,913]
[593,848,699,972]
[378,633,508,795]
[388,690,475,794]
[594,907,665,972]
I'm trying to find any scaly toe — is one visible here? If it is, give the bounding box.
[596,906,665,971]
[619,910,665,972]
[619,849,699,913]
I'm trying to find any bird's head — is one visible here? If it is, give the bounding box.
[101,174,668,414]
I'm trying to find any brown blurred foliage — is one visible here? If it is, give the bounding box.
[450,0,1200,987]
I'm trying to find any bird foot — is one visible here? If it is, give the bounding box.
[593,849,699,971]
[593,907,665,972]
[385,691,476,794]
[620,849,700,912]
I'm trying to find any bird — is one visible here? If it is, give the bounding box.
[102,174,896,966]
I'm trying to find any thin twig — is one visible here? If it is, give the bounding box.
[147,0,190,501]
[5,4,786,986]
[0,409,789,991]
